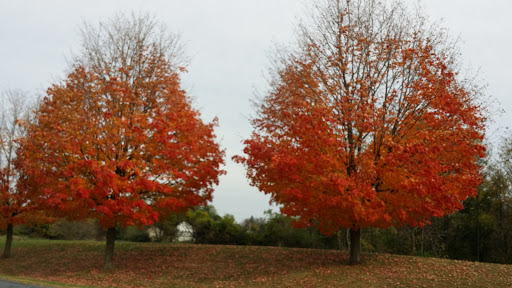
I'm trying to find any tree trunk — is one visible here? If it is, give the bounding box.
[370,228,374,250]
[346,228,350,251]
[349,228,361,265]
[421,228,424,256]
[337,230,343,250]
[104,227,116,270]
[476,191,480,262]
[411,228,416,255]
[2,223,13,258]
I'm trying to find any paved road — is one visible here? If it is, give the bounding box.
[0,279,48,288]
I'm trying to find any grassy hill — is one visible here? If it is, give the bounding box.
[0,236,510,287]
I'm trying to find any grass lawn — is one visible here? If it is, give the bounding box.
[0,236,510,287]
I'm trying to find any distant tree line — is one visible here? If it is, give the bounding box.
[10,206,340,249]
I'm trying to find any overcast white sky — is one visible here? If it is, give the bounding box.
[1,0,511,222]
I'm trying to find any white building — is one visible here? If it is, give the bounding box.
[175,221,194,242]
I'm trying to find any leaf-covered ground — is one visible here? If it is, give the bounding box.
[0,237,510,287]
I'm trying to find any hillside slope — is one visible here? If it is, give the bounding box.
[0,237,510,287]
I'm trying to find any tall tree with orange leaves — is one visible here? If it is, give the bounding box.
[0,90,41,258]
[235,0,486,264]
[18,14,225,270]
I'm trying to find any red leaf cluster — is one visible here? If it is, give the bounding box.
[18,54,225,229]
[235,11,485,234]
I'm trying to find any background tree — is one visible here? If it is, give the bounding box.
[48,219,101,241]
[235,0,486,264]
[152,211,185,242]
[184,205,247,245]
[453,141,512,263]
[241,216,266,235]
[0,90,39,258]
[19,13,224,270]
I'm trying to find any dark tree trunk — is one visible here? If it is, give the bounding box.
[349,228,361,265]
[370,228,374,249]
[476,192,480,262]
[421,228,424,256]
[104,227,116,270]
[345,228,350,251]
[411,228,416,255]
[337,230,343,250]
[2,223,13,258]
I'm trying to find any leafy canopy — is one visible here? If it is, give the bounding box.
[20,51,224,229]
[235,0,485,234]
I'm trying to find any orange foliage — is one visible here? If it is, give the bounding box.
[18,54,225,229]
[0,168,23,229]
[235,12,485,234]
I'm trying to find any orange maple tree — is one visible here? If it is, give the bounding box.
[19,49,224,269]
[0,168,23,259]
[235,0,486,264]
[0,164,31,259]
[0,91,49,258]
